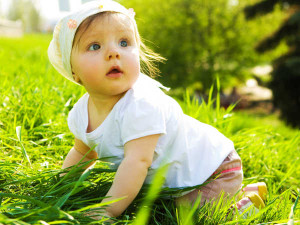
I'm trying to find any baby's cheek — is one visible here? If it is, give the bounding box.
[82,58,101,73]
[81,67,103,84]
[85,72,102,84]
[128,50,140,70]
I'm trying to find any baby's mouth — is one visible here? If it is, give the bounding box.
[106,66,123,76]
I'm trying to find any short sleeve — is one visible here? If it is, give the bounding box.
[120,98,167,145]
[67,95,88,144]
[67,106,82,140]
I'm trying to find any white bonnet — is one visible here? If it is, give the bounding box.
[48,0,136,84]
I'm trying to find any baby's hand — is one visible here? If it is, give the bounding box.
[85,209,115,224]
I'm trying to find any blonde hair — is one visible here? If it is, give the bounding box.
[72,12,165,78]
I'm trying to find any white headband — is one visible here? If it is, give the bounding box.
[48,0,136,84]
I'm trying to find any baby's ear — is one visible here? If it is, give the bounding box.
[72,72,81,84]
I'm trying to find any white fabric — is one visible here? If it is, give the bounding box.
[48,0,136,84]
[68,74,234,188]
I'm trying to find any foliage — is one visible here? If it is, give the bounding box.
[0,35,300,224]
[244,0,300,128]
[121,0,286,92]
[7,0,23,21]
[7,0,40,32]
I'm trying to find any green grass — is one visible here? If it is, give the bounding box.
[0,34,299,224]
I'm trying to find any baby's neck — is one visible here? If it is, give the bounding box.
[86,92,125,133]
[88,92,125,115]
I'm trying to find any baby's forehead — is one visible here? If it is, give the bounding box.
[85,13,133,32]
[87,24,134,35]
[82,22,134,41]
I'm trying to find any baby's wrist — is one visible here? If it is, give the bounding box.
[102,210,113,218]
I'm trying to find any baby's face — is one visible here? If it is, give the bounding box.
[70,13,140,97]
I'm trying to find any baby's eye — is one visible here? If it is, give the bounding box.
[89,44,101,51]
[120,40,128,47]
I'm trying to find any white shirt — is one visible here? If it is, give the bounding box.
[68,74,234,188]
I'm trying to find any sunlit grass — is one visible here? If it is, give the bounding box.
[0,34,299,224]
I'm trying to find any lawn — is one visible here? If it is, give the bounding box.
[0,34,299,224]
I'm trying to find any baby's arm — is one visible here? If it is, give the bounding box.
[62,138,98,170]
[100,134,160,218]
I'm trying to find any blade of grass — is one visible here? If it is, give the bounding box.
[216,76,220,118]
[181,194,202,225]
[16,126,31,167]
[132,164,169,225]
[288,190,299,225]
[72,197,126,214]
[0,193,48,208]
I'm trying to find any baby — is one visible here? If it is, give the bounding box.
[48,0,266,220]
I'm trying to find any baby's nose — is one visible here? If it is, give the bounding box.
[106,48,120,60]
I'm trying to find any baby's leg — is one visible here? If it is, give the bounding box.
[176,150,243,207]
